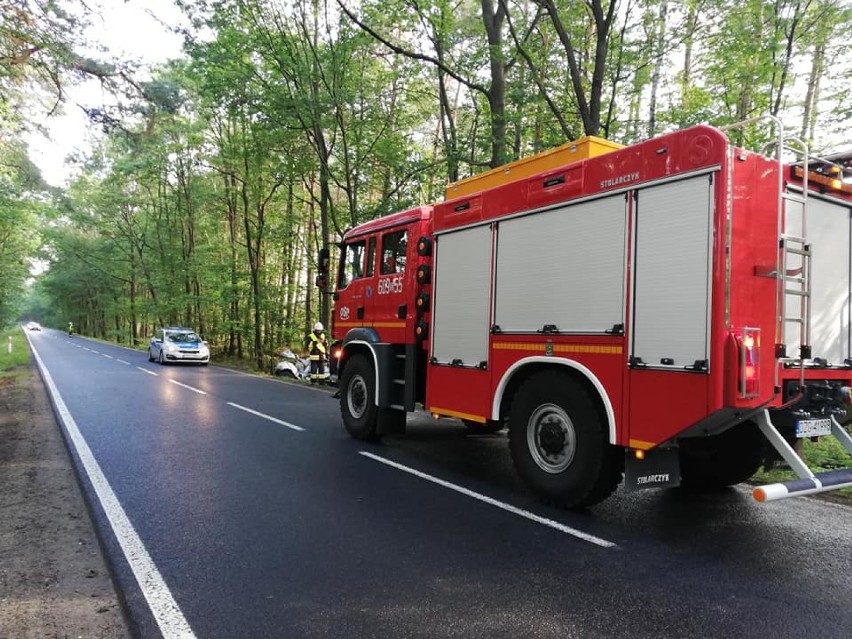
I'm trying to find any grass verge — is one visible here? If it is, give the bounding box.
[751,434,852,503]
[0,328,30,386]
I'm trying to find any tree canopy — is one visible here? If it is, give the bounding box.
[2,0,851,366]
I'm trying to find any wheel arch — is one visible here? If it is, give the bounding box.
[491,357,617,444]
[340,341,379,399]
[339,329,397,407]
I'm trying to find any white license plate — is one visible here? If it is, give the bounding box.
[795,418,832,438]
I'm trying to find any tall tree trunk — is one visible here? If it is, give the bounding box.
[481,0,507,167]
[800,40,825,144]
[535,0,617,136]
[681,0,698,105]
[648,0,670,137]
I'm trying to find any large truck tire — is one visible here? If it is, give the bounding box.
[508,371,623,508]
[679,421,764,489]
[340,354,379,440]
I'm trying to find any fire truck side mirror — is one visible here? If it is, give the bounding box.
[316,247,330,289]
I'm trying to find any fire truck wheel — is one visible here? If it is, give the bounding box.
[462,419,504,435]
[340,354,379,440]
[508,372,622,509]
[679,421,764,489]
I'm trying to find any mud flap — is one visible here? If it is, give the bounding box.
[376,407,406,435]
[624,447,681,491]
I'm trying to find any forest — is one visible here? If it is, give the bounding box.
[1,0,851,370]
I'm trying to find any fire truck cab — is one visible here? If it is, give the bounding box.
[325,118,852,508]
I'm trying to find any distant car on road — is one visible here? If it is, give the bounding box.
[148,327,210,365]
[26,321,41,331]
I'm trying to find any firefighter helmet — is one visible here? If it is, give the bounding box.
[314,322,324,331]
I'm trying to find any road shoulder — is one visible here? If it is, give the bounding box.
[0,364,130,638]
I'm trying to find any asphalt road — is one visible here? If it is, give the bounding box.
[26,329,852,638]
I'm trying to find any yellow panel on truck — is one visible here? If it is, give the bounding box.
[445,136,624,200]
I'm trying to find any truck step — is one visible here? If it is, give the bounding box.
[753,468,852,502]
[753,410,852,502]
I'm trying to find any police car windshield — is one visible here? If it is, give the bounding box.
[168,332,200,343]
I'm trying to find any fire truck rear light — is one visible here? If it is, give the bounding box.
[416,265,431,284]
[734,328,760,398]
[634,449,645,460]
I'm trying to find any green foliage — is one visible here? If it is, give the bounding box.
[2,0,851,372]
[802,435,852,471]
[752,433,852,499]
[0,328,30,375]
[0,142,42,326]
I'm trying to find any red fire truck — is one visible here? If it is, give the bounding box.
[320,116,852,508]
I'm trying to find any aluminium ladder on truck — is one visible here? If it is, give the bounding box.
[722,114,812,387]
[722,115,852,501]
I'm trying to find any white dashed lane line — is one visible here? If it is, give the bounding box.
[359,451,619,549]
[226,402,305,431]
[59,333,617,557]
[169,380,206,395]
[102,354,113,359]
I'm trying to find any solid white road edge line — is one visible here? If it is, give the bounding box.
[359,451,619,549]
[29,343,197,639]
[226,402,306,431]
[137,367,158,376]
[169,380,206,395]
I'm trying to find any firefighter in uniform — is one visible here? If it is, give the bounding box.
[306,322,328,384]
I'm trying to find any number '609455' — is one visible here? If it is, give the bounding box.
[378,276,404,295]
